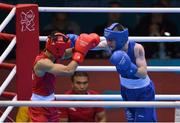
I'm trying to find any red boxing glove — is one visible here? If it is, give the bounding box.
[89,33,100,49]
[72,33,100,63]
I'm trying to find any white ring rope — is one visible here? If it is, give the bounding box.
[40,36,180,42]
[0,7,16,32]
[76,66,180,72]
[0,37,16,64]
[55,95,180,101]
[127,36,180,42]
[0,66,16,95]
[0,101,180,108]
[0,95,17,122]
[39,7,180,13]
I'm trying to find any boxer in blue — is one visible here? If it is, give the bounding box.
[104,23,157,122]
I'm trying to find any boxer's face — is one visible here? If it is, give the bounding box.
[121,42,128,51]
[107,40,116,50]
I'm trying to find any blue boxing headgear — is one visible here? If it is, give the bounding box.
[104,23,129,50]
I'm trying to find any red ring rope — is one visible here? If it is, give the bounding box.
[0,33,15,41]
[0,63,15,70]
[0,3,14,11]
[1,91,16,99]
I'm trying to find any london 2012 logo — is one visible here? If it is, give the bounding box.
[20,10,35,32]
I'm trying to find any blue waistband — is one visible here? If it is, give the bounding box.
[120,75,150,89]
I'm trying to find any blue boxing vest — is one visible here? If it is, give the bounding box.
[119,41,150,89]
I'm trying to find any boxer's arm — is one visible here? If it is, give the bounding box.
[134,44,147,78]
[110,50,138,76]
[72,33,100,63]
[62,48,74,60]
[96,38,108,48]
[34,58,78,77]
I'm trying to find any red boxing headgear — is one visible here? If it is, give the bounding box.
[45,32,71,59]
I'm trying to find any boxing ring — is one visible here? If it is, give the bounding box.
[0,2,180,122]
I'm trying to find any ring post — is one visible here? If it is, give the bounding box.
[16,4,39,100]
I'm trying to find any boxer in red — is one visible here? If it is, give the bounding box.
[28,32,100,122]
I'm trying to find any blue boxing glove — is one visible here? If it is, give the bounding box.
[67,34,78,47]
[109,50,138,76]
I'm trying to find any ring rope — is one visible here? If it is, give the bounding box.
[0,110,14,122]
[0,95,17,122]
[0,100,180,108]
[0,7,16,32]
[0,4,17,121]
[40,36,180,42]
[0,33,15,41]
[39,7,180,13]
[1,91,16,99]
[0,37,16,64]
[0,66,16,95]
[128,36,180,42]
[55,94,180,101]
[76,66,180,72]
[0,63,16,70]
[0,3,14,11]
